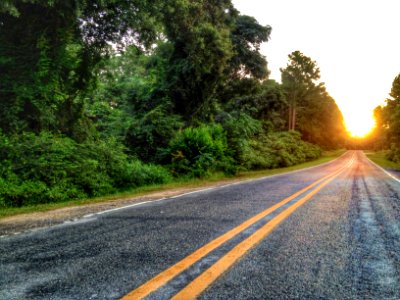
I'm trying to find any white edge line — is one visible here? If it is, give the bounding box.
[84,151,350,218]
[365,153,400,184]
[84,199,162,218]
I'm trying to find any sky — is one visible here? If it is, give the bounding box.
[232,0,400,136]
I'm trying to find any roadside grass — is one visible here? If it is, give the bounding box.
[0,149,346,219]
[365,150,400,170]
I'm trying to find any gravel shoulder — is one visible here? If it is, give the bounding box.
[0,174,280,237]
[0,180,238,237]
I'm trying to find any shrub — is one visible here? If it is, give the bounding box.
[166,124,235,177]
[125,106,183,163]
[239,131,321,170]
[0,131,172,207]
[122,160,172,186]
[217,112,262,162]
[387,144,400,163]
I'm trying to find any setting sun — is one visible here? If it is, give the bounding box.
[232,0,400,142]
[342,110,376,137]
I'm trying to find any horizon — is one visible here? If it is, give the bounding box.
[232,0,400,137]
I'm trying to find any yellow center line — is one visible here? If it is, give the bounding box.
[121,155,353,300]
[171,163,350,299]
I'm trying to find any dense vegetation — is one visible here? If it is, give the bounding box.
[0,0,345,207]
[369,73,400,162]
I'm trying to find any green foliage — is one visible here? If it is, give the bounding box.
[229,15,271,79]
[123,161,172,187]
[0,1,86,133]
[385,75,400,147]
[0,132,171,207]
[386,146,400,164]
[86,45,170,140]
[296,92,346,149]
[217,112,262,162]
[0,0,164,135]
[240,131,321,170]
[166,124,235,177]
[0,1,19,16]
[280,51,346,147]
[220,79,287,131]
[372,73,400,151]
[163,1,234,119]
[389,74,400,102]
[281,51,321,131]
[125,106,183,163]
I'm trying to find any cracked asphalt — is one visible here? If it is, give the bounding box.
[1,151,400,299]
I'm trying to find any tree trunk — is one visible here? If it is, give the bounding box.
[292,107,296,131]
[288,105,296,131]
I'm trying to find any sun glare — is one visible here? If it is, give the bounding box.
[344,113,376,138]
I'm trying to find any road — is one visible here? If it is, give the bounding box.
[1,150,400,299]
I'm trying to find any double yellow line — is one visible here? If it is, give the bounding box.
[122,155,354,300]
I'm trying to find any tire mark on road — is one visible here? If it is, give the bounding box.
[349,161,399,299]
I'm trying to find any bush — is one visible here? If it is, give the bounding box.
[0,180,48,207]
[386,145,400,163]
[0,131,172,207]
[125,106,183,163]
[217,112,262,162]
[166,124,235,177]
[122,161,172,186]
[240,131,321,170]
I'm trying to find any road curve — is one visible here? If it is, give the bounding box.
[1,150,400,299]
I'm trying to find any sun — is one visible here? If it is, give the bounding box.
[344,113,376,138]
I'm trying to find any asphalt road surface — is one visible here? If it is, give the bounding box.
[1,150,400,299]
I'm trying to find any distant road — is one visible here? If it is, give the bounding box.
[1,151,400,299]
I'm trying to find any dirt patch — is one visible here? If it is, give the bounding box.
[0,178,246,237]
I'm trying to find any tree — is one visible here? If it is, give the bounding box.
[368,74,400,152]
[366,105,387,150]
[368,73,400,160]
[161,0,234,120]
[280,51,322,131]
[389,74,400,102]
[382,73,400,147]
[219,79,286,131]
[160,2,272,121]
[228,15,271,79]
[296,90,345,149]
[280,51,345,148]
[0,0,163,135]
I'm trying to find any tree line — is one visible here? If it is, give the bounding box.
[0,0,346,207]
[366,74,400,162]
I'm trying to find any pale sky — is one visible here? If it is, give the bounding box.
[232,0,400,136]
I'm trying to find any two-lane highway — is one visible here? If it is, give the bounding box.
[1,151,400,299]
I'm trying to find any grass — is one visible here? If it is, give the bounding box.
[0,149,346,219]
[364,150,400,170]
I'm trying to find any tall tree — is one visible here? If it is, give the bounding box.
[381,73,400,147]
[160,0,234,120]
[389,74,400,102]
[280,51,321,131]
[228,15,271,79]
[280,51,345,147]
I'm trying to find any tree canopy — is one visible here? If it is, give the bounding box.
[373,73,400,150]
